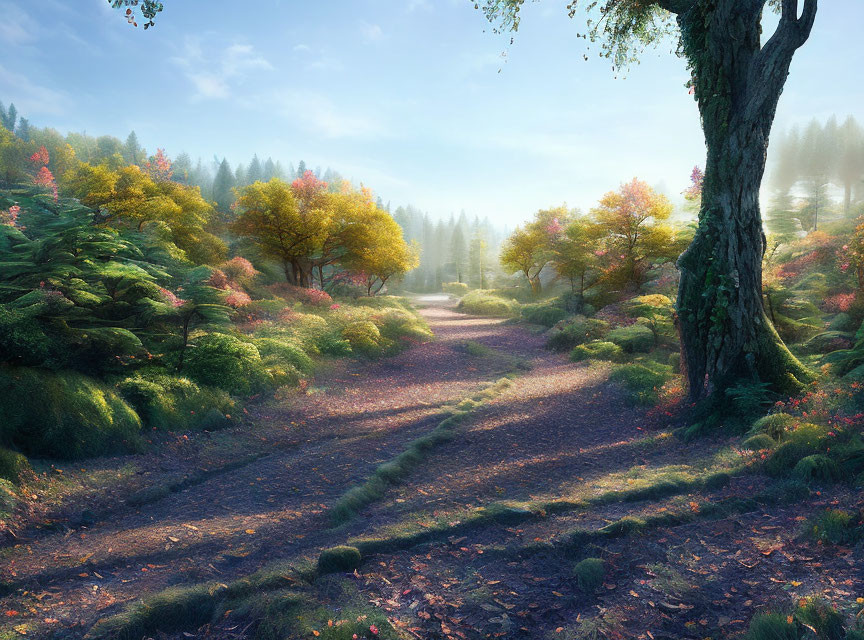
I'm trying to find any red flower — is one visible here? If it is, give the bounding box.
[369,625,379,636]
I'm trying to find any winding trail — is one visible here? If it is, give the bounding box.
[0,295,645,638]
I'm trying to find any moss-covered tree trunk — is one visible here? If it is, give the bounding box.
[675,0,816,401]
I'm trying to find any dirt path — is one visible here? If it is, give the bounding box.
[0,296,621,638]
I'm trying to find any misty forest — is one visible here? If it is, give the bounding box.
[2,1,864,639]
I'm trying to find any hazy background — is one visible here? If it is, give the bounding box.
[1,0,861,223]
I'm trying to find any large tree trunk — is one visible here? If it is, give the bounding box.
[675,0,816,401]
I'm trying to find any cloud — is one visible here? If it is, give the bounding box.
[264,89,388,140]
[173,38,273,101]
[0,1,36,46]
[0,63,66,115]
[359,21,384,44]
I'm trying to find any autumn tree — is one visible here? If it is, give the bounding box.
[592,179,675,292]
[550,215,603,308]
[479,0,817,401]
[501,206,571,295]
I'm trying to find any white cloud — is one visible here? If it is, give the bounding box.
[0,63,66,115]
[265,89,388,140]
[359,21,384,44]
[172,38,272,101]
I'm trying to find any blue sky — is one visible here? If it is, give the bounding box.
[1,0,862,225]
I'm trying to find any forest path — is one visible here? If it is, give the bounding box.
[0,295,643,638]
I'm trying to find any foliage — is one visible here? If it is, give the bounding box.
[521,301,568,327]
[442,281,469,296]
[609,363,670,405]
[317,546,363,574]
[0,447,31,483]
[182,333,270,395]
[573,558,605,592]
[803,509,863,545]
[457,290,521,317]
[606,324,655,353]
[0,367,144,459]
[570,341,625,363]
[546,316,609,352]
[501,206,570,295]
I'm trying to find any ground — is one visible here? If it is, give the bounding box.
[0,296,861,640]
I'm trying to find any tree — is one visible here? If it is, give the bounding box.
[124,131,145,165]
[450,226,467,283]
[211,158,236,214]
[591,179,674,292]
[551,216,603,308]
[247,154,263,184]
[836,116,864,216]
[501,206,570,295]
[469,231,490,289]
[479,0,817,401]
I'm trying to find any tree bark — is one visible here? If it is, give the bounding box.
[675,0,816,401]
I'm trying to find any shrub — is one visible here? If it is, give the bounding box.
[457,291,520,317]
[750,413,797,441]
[267,283,332,307]
[0,447,30,483]
[117,373,234,431]
[317,546,362,574]
[253,338,314,373]
[317,334,353,356]
[609,364,669,405]
[606,324,655,353]
[0,367,144,459]
[793,455,842,484]
[342,320,384,357]
[765,424,828,476]
[803,509,862,545]
[570,341,625,363]
[803,331,853,355]
[795,597,845,640]
[573,558,605,592]
[742,434,776,451]
[183,333,270,395]
[521,302,568,328]
[746,612,800,640]
[442,281,469,296]
[546,316,609,352]
[372,309,433,343]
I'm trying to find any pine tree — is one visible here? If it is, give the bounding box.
[15,118,31,142]
[1,103,18,133]
[124,131,144,165]
[247,154,263,183]
[296,160,307,178]
[212,158,236,214]
[450,226,467,283]
[263,157,276,181]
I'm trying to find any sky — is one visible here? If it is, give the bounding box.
[1,0,863,226]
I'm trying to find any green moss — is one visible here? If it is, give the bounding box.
[743,434,777,451]
[609,364,669,405]
[0,367,144,459]
[573,558,605,592]
[750,413,797,441]
[546,316,609,352]
[792,455,842,484]
[606,324,655,353]
[317,546,362,574]
[521,302,568,328]
[570,341,625,363]
[0,448,29,483]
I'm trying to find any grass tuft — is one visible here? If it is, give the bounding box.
[317,546,362,574]
[573,558,605,592]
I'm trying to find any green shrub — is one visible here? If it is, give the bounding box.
[606,324,655,353]
[0,367,144,459]
[803,331,853,355]
[457,291,520,317]
[372,308,433,343]
[570,341,625,363]
[546,316,609,352]
[795,596,845,640]
[253,337,314,373]
[793,455,842,484]
[742,434,777,451]
[317,546,362,574]
[668,352,681,373]
[609,364,668,405]
[0,447,30,482]
[442,281,469,296]
[828,313,855,332]
[521,302,568,328]
[750,413,797,441]
[117,373,234,431]
[317,334,353,357]
[183,333,270,395]
[342,320,384,357]
[746,612,800,640]
[803,509,862,545]
[573,558,605,592]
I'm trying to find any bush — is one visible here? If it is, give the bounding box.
[746,612,800,640]
[742,434,776,451]
[573,558,605,592]
[750,413,797,441]
[0,447,30,482]
[342,320,384,357]
[546,316,609,352]
[0,367,144,459]
[793,455,842,484]
[253,338,314,373]
[372,308,433,343]
[570,341,625,363]
[442,281,469,296]
[803,509,862,545]
[803,331,853,355]
[521,302,568,328]
[457,291,520,317]
[795,596,845,640]
[765,424,829,476]
[317,334,353,357]
[317,546,363,574]
[183,333,270,395]
[609,364,669,405]
[117,373,234,431]
[606,324,655,353]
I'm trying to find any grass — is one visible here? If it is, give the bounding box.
[456,290,521,317]
[609,363,672,405]
[328,376,515,525]
[801,508,863,545]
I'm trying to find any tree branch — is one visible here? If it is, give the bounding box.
[655,0,697,14]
